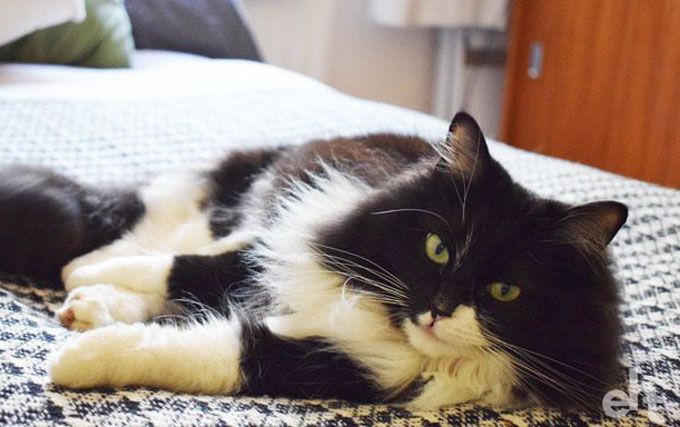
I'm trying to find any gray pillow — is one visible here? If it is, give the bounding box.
[124,0,261,61]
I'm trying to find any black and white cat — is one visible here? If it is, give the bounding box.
[0,113,627,410]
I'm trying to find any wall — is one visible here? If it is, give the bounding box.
[326,0,436,114]
[241,0,336,82]
[242,0,436,113]
[461,63,505,138]
[241,0,505,137]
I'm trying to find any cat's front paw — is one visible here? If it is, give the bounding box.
[55,284,163,331]
[49,324,145,389]
[55,285,115,331]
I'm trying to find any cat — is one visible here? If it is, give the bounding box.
[0,112,627,411]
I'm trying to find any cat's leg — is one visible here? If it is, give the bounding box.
[63,254,174,294]
[49,318,381,401]
[58,249,252,329]
[167,251,253,310]
[58,254,174,330]
[61,172,213,285]
[55,284,169,331]
[54,172,215,329]
[49,317,243,394]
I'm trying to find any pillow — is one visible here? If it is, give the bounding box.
[125,0,262,61]
[0,0,85,45]
[0,0,134,68]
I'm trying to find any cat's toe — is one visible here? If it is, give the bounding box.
[55,286,114,331]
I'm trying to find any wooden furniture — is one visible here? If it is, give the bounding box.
[501,0,680,188]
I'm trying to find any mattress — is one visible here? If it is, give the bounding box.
[0,51,678,426]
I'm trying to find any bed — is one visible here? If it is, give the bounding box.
[0,50,678,426]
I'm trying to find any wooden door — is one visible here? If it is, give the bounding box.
[501,0,680,188]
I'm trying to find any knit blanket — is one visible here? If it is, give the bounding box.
[0,57,677,426]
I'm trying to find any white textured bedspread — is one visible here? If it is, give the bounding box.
[0,53,678,426]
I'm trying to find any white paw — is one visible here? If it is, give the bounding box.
[49,324,145,389]
[56,285,115,331]
[56,284,167,331]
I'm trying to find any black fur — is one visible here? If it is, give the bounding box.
[168,250,259,312]
[0,166,143,285]
[239,323,382,401]
[205,149,282,237]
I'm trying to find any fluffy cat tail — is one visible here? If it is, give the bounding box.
[0,166,144,287]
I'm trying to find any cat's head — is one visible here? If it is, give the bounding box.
[319,112,627,409]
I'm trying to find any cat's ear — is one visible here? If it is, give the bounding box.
[562,201,628,246]
[437,112,491,178]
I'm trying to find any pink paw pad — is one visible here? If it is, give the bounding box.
[58,308,76,328]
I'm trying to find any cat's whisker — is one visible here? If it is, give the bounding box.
[488,340,595,405]
[309,243,409,290]
[312,253,411,301]
[319,259,410,297]
[483,331,604,409]
[340,281,408,305]
[485,333,606,384]
[340,277,352,304]
[463,344,553,407]
[171,296,222,317]
[320,261,408,298]
[268,265,410,306]
[345,279,409,303]
[475,342,543,404]
[321,257,409,296]
[265,264,407,300]
[486,337,585,386]
[360,295,410,309]
[511,351,604,398]
[509,358,592,408]
[371,208,453,234]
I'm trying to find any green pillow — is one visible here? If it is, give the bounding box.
[0,0,133,68]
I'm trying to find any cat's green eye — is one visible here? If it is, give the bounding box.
[487,282,521,302]
[425,233,450,265]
